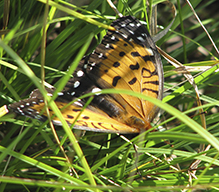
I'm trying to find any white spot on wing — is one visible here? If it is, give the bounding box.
[17,107,22,113]
[98,53,103,58]
[136,36,145,42]
[111,36,115,40]
[129,23,135,27]
[146,48,154,56]
[128,30,134,35]
[52,120,62,126]
[105,44,110,49]
[91,62,96,66]
[76,70,84,77]
[121,33,128,39]
[121,23,126,27]
[74,101,83,107]
[74,81,80,88]
[58,92,64,96]
[92,87,101,95]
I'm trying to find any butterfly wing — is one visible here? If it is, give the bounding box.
[9,89,140,133]
[85,16,163,126]
[9,16,163,133]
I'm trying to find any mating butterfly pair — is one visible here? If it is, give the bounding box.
[9,16,163,133]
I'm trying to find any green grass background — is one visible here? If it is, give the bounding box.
[0,0,219,191]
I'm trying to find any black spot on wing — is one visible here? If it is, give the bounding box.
[141,67,156,78]
[67,115,74,119]
[119,51,125,57]
[142,88,159,94]
[112,76,121,87]
[128,77,137,85]
[113,61,120,67]
[129,63,140,70]
[131,52,141,57]
[72,109,81,112]
[143,80,159,85]
[142,55,155,62]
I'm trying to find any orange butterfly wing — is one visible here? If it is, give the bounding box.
[29,100,140,133]
[9,16,163,133]
[85,16,163,129]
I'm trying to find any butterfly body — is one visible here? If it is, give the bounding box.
[9,16,163,133]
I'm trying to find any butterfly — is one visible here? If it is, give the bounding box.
[9,16,163,133]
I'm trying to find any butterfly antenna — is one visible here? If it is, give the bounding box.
[107,0,123,18]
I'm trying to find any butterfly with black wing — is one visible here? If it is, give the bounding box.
[9,16,163,133]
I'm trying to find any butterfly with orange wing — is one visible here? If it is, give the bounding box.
[9,16,163,133]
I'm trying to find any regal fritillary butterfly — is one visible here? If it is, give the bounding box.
[9,16,163,133]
